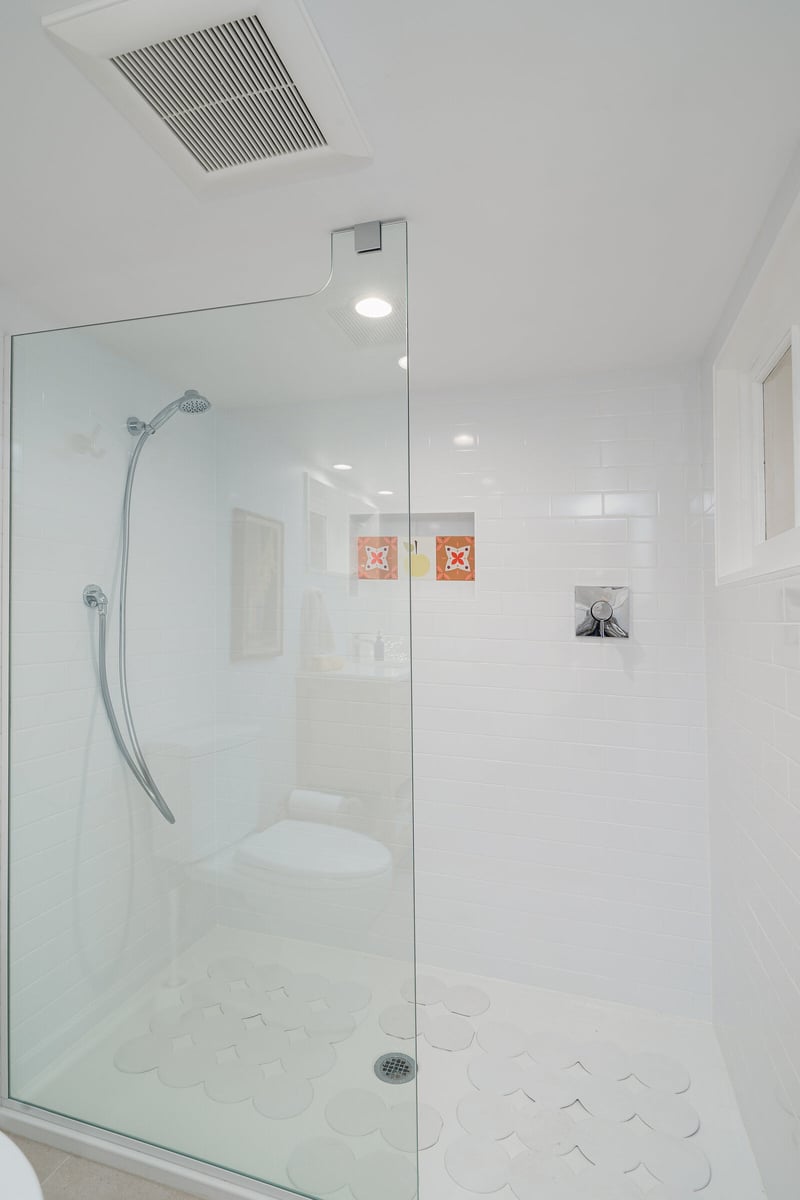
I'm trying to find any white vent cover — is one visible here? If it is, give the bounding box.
[43,0,371,192]
[111,15,326,173]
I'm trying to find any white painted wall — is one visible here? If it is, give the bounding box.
[410,372,711,1017]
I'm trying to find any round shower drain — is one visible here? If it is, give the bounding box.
[374,1052,416,1084]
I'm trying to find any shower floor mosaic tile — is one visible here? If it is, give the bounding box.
[19,927,765,1200]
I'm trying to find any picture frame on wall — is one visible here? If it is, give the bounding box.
[231,508,284,659]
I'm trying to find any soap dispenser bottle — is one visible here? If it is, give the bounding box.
[374,631,385,662]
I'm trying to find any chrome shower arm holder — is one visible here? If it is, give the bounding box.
[83,583,108,615]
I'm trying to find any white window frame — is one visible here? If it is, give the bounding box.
[713,194,800,584]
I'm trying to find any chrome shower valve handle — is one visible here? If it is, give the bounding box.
[575,586,630,638]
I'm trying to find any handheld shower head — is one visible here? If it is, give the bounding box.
[178,390,211,414]
[144,390,212,432]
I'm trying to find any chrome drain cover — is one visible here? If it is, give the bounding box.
[374,1052,416,1084]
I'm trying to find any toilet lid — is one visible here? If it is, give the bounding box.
[0,1133,44,1200]
[237,820,392,881]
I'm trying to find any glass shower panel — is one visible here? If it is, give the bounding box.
[6,224,416,1196]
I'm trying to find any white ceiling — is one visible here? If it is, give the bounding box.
[4,0,800,389]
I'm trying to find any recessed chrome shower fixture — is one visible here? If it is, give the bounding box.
[83,390,212,823]
[575,585,630,638]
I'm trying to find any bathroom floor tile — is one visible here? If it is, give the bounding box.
[40,1156,195,1200]
[6,1132,69,1184]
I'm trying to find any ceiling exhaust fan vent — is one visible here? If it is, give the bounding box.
[43,0,371,193]
[111,15,326,173]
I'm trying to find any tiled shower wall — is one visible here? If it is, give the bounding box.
[703,400,800,1198]
[7,330,217,1087]
[410,372,712,1017]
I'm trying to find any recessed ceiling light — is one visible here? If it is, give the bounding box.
[398,355,408,370]
[333,463,352,471]
[378,490,394,495]
[355,296,392,319]
[453,432,477,449]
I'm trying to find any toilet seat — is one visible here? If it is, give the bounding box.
[0,1132,44,1200]
[236,820,392,887]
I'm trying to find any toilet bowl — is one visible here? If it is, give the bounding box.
[0,1132,44,1200]
[195,819,394,935]
[146,724,394,936]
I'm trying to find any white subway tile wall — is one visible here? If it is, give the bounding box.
[410,374,711,1017]
[704,393,800,1198]
[8,331,218,1088]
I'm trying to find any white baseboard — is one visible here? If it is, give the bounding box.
[0,1103,296,1200]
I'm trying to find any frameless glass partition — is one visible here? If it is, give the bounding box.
[6,223,416,1196]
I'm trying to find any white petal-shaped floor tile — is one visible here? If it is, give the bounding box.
[186,1014,244,1050]
[445,1136,511,1193]
[527,1034,580,1070]
[576,1041,632,1081]
[380,1004,417,1040]
[207,956,252,982]
[181,978,230,1007]
[418,1104,444,1151]
[149,1006,190,1038]
[157,1046,217,1088]
[508,1151,581,1199]
[636,1090,700,1138]
[325,1088,388,1136]
[468,1054,525,1095]
[520,1064,580,1109]
[203,1060,263,1103]
[630,1052,690,1094]
[221,988,265,1019]
[350,1151,417,1200]
[576,1077,636,1122]
[515,1110,578,1155]
[401,974,445,1006]
[645,1188,698,1200]
[574,1117,642,1172]
[285,972,329,1003]
[325,979,371,1012]
[246,964,289,993]
[305,1008,356,1043]
[443,984,491,1017]
[381,1101,442,1152]
[477,1021,527,1058]
[457,1093,517,1140]
[574,1167,642,1199]
[286,1137,355,1196]
[253,1073,313,1119]
[234,1027,289,1065]
[642,1131,711,1191]
[281,1036,337,1079]
[380,1101,416,1152]
[425,1013,475,1051]
[261,996,313,1030]
[114,1034,171,1074]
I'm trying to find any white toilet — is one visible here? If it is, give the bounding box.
[147,724,393,935]
[0,1132,44,1200]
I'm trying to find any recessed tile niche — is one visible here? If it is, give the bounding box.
[350,511,476,596]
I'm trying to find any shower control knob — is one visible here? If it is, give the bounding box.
[574,586,630,639]
[590,599,614,622]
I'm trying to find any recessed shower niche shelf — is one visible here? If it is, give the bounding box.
[350,510,477,597]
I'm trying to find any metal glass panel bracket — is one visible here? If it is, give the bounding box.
[575,586,630,638]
